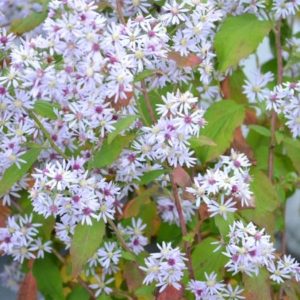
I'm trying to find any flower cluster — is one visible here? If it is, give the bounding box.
[136,90,206,168]
[156,195,197,226]
[187,149,253,220]
[266,82,300,138]
[223,221,300,283]
[243,71,274,103]
[118,218,148,254]
[141,242,187,292]
[87,241,121,276]
[188,272,244,300]
[0,214,52,263]
[0,0,300,298]
[30,159,120,247]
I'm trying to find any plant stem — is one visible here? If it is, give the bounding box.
[27,110,68,160]
[268,21,283,181]
[170,173,195,280]
[77,277,96,299]
[52,248,65,264]
[140,79,157,124]
[107,219,142,272]
[107,219,133,254]
[116,0,126,25]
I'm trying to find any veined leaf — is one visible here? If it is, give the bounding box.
[192,237,227,280]
[70,220,105,276]
[215,14,273,72]
[10,1,49,35]
[89,133,135,168]
[33,255,64,300]
[107,115,137,144]
[240,169,279,232]
[33,100,59,120]
[195,100,245,163]
[0,148,42,197]
[243,269,272,300]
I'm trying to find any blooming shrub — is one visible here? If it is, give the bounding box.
[1,0,300,299]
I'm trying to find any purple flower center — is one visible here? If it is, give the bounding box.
[0,36,8,45]
[184,115,192,124]
[233,160,241,168]
[95,106,103,114]
[167,258,176,266]
[133,238,140,246]
[83,207,92,215]
[55,174,63,181]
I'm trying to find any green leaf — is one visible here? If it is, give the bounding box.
[0,148,42,197]
[196,100,245,163]
[139,169,167,185]
[70,220,105,276]
[243,269,272,300]
[189,136,217,152]
[89,133,135,168]
[283,137,300,174]
[107,115,137,144]
[192,237,227,280]
[10,1,49,35]
[226,68,248,104]
[157,222,181,244]
[67,285,89,300]
[134,70,155,82]
[214,213,235,238]
[33,255,64,300]
[135,285,155,300]
[215,14,273,71]
[240,169,279,232]
[122,251,136,261]
[249,125,271,137]
[33,100,59,120]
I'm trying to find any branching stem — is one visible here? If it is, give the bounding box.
[170,173,195,280]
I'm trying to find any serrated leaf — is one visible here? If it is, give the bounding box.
[189,136,217,150]
[196,100,245,163]
[89,133,135,168]
[33,255,64,300]
[243,269,272,300]
[70,220,105,276]
[0,148,42,197]
[240,169,279,232]
[283,136,300,174]
[192,237,227,280]
[226,68,248,104]
[10,2,49,35]
[134,70,155,82]
[215,14,273,71]
[33,100,58,120]
[139,169,167,185]
[107,115,137,144]
[249,125,271,137]
[214,213,235,238]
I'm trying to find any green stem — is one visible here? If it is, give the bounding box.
[27,110,68,160]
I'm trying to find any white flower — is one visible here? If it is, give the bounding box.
[89,274,114,297]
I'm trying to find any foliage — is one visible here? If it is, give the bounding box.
[0,1,300,300]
